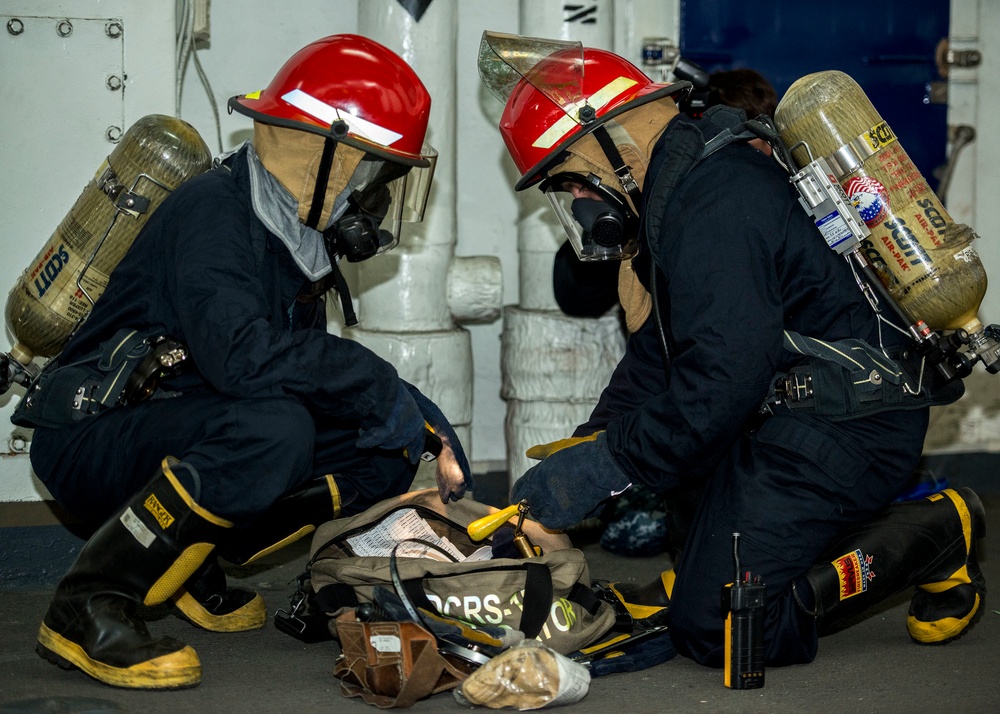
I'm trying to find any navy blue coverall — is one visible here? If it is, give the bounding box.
[578,115,943,666]
[27,148,417,526]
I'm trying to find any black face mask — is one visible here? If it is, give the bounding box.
[570,197,627,248]
[324,189,392,263]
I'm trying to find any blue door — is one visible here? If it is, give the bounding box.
[679,0,949,191]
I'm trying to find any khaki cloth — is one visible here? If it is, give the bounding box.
[253,121,365,229]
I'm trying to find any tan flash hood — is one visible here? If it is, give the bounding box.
[253,121,365,228]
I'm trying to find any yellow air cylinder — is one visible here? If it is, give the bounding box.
[4,115,211,366]
[774,70,986,336]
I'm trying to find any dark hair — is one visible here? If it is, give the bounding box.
[708,68,778,119]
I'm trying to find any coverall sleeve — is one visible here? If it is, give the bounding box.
[605,156,793,491]
[161,188,400,426]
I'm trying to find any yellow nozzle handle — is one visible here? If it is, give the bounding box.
[467,503,521,542]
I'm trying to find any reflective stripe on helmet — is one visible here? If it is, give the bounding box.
[531,76,638,150]
[281,89,405,148]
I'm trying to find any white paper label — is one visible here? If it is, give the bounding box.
[370,635,402,653]
[120,507,155,548]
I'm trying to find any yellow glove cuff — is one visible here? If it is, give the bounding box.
[525,431,603,460]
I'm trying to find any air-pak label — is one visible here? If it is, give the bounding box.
[120,507,157,548]
[833,548,875,601]
[143,494,175,531]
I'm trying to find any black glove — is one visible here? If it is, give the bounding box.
[403,381,474,500]
[510,432,631,530]
[356,381,426,464]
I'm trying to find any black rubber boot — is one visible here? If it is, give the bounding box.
[599,569,675,628]
[218,474,343,566]
[36,457,233,689]
[171,556,266,633]
[799,487,986,645]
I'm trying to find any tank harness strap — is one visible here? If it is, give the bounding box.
[10,329,186,429]
[766,330,959,420]
[91,329,153,408]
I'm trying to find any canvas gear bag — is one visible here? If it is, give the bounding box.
[308,490,618,655]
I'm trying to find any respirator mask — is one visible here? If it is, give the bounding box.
[539,171,639,261]
[324,151,435,263]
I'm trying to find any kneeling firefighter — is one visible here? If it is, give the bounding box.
[15,34,472,690]
[479,32,984,666]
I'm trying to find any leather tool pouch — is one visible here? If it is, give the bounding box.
[333,612,472,709]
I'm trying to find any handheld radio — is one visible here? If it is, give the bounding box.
[722,532,766,689]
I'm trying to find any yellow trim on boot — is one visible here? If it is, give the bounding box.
[172,590,267,632]
[907,593,981,644]
[326,474,342,518]
[161,457,234,528]
[146,542,215,606]
[37,621,201,690]
[918,490,975,595]
[239,474,340,565]
[242,525,317,566]
[919,564,971,594]
[935,489,973,552]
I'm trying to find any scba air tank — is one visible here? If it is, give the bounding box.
[4,114,211,366]
[774,70,987,338]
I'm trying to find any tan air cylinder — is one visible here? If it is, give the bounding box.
[4,115,211,365]
[774,70,986,336]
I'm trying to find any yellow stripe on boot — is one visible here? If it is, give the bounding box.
[906,488,987,645]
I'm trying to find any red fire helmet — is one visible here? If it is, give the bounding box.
[479,32,688,189]
[230,34,434,167]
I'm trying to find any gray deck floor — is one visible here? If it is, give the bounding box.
[2,496,998,714]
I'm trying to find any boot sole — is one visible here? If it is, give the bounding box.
[37,622,201,689]
[173,591,268,632]
[908,590,985,645]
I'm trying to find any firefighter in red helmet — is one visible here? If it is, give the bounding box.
[480,32,983,669]
[17,34,471,690]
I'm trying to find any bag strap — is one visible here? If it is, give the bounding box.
[389,542,556,640]
[518,562,554,639]
[385,637,447,709]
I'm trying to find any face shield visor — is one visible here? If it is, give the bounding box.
[539,171,639,261]
[328,143,437,262]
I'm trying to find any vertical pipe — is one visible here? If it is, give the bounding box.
[353,0,502,490]
[502,0,626,488]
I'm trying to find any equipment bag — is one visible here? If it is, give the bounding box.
[308,490,617,655]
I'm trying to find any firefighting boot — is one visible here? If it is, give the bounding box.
[797,487,986,645]
[598,568,675,629]
[217,474,343,566]
[171,556,266,632]
[36,457,232,689]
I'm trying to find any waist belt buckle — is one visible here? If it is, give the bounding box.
[778,372,813,403]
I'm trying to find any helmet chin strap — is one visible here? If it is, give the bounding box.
[305,136,338,230]
[591,123,644,214]
[305,120,360,327]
